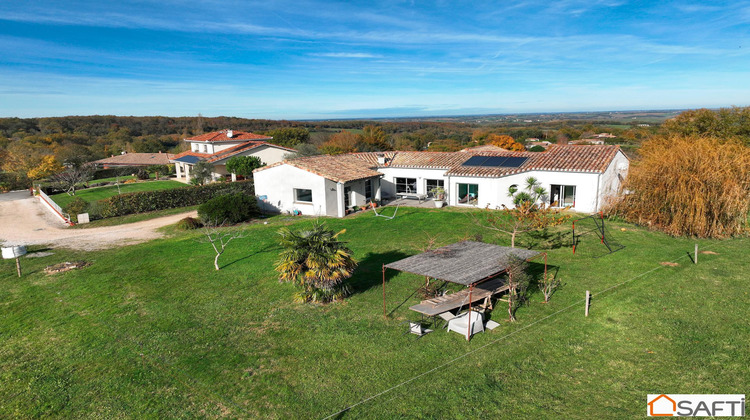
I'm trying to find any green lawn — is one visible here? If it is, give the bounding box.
[1,208,747,418]
[50,180,187,208]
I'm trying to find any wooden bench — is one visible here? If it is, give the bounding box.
[409,278,510,317]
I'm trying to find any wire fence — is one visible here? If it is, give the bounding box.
[321,239,737,419]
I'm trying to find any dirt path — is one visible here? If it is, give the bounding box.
[0,191,197,250]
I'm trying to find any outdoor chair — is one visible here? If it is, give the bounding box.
[446,310,485,340]
[403,321,432,338]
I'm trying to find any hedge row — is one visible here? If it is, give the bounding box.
[0,172,30,192]
[99,180,255,218]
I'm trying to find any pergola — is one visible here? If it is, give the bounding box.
[382,241,547,339]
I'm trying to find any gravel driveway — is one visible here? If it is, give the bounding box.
[0,191,197,251]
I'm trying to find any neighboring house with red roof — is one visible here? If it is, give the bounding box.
[93,152,174,168]
[170,129,296,182]
[254,145,629,218]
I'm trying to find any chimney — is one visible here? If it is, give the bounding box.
[227,130,233,138]
[376,153,385,165]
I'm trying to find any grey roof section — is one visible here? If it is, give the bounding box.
[385,241,541,286]
[173,155,203,164]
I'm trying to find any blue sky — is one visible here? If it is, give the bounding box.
[1,1,749,119]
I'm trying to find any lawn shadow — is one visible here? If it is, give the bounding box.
[220,243,281,269]
[522,228,574,250]
[348,250,410,295]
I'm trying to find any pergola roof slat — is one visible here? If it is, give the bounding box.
[385,241,540,286]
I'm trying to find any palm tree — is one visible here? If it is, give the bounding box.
[275,221,357,303]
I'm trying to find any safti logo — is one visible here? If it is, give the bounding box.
[647,394,745,417]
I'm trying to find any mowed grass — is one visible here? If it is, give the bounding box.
[50,180,188,208]
[0,207,747,418]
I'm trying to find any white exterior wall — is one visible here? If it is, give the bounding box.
[378,167,449,199]
[448,170,602,212]
[323,179,340,217]
[188,141,246,154]
[254,164,329,216]
[247,145,290,166]
[346,178,371,207]
[254,152,627,217]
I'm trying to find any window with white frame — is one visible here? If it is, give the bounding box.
[395,177,417,194]
[294,188,313,203]
[457,183,478,205]
[550,185,575,207]
[426,179,444,196]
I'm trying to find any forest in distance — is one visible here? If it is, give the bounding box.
[2,106,749,192]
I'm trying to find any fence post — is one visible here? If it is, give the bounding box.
[694,243,698,265]
[585,290,591,317]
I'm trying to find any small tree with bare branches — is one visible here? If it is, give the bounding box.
[538,272,561,303]
[50,163,95,196]
[473,177,571,248]
[197,219,247,270]
[505,255,530,322]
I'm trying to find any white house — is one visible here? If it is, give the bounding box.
[170,129,295,182]
[254,145,629,217]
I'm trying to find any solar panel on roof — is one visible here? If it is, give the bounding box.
[174,155,202,164]
[500,157,528,168]
[482,156,507,167]
[462,156,489,166]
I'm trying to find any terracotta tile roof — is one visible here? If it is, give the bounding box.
[93,152,174,166]
[523,145,622,173]
[257,154,382,183]
[348,151,469,169]
[446,145,621,177]
[171,141,296,164]
[206,141,295,163]
[185,129,273,143]
[256,145,623,182]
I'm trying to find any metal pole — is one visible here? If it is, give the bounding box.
[467,284,473,341]
[585,290,590,317]
[382,264,386,318]
[600,212,604,244]
[15,257,22,277]
[572,221,576,254]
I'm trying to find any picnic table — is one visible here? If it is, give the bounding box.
[408,277,509,317]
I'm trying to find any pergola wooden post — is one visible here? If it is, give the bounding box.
[467,284,473,341]
[382,264,386,318]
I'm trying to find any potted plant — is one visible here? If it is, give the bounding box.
[430,186,446,208]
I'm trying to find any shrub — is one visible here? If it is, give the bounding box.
[135,168,150,180]
[609,135,750,237]
[98,180,254,218]
[87,201,105,220]
[0,172,30,191]
[65,197,89,223]
[198,193,259,224]
[175,216,203,230]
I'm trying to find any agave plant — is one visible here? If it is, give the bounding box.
[275,221,357,303]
